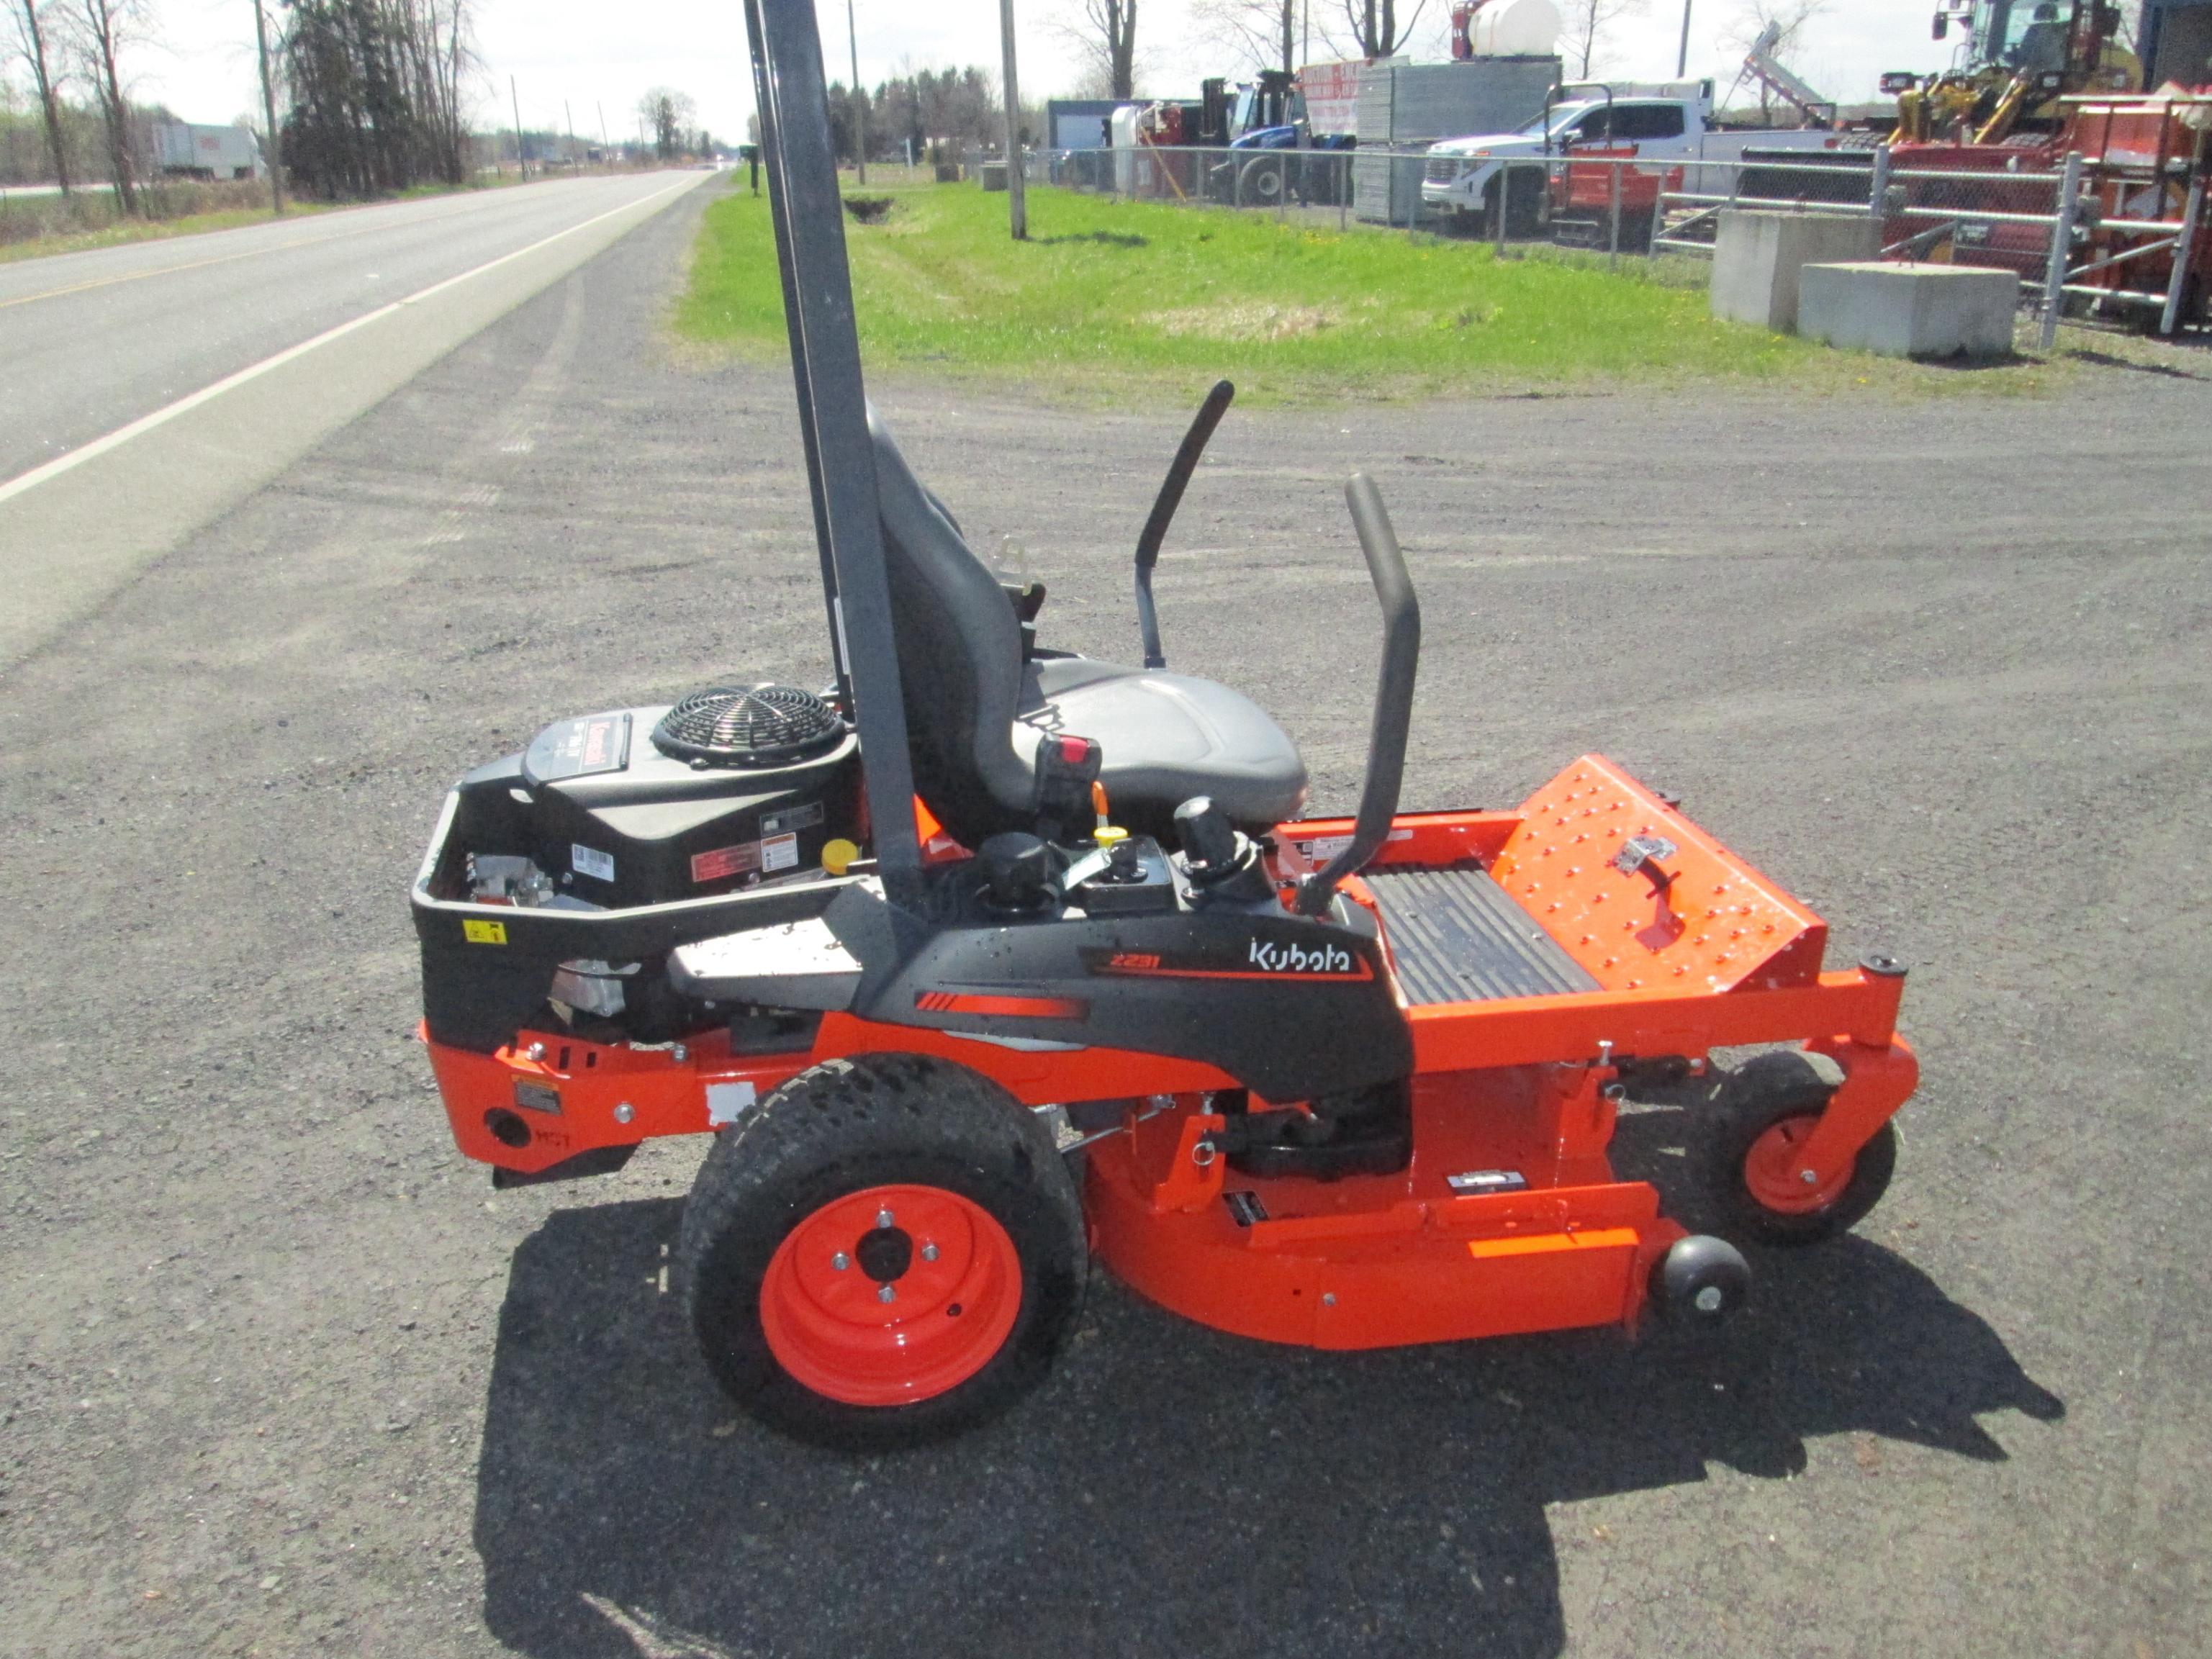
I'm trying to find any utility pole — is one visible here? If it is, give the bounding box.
[565,99,576,169]
[846,0,867,183]
[597,101,610,168]
[252,0,284,215]
[998,0,1026,238]
[510,75,527,180]
[1676,0,1694,78]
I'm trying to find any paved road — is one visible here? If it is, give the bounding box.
[0,169,708,666]
[1,186,2208,1658]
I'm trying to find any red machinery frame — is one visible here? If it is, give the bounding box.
[424,754,1915,1351]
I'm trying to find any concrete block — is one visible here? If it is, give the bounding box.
[979,161,1008,192]
[1710,209,1877,333]
[1797,261,2019,358]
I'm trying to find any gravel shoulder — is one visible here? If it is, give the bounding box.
[2,180,2208,1659]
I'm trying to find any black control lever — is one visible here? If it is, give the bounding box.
[1294,474,1422,918]
[1134,379,1235,669]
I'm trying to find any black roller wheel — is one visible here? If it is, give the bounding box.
[1698,1049,1897,1248]
[679,1053,1085,1450]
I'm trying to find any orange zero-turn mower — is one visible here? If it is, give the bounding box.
[409,0,1918,1450]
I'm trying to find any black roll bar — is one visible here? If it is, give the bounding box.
[1133,379,1235,669]
[1294,474,1422,918]
[743,0,923,904]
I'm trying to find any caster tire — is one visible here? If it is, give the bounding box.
[1699,1049,1897,1248]
[679,1053,1085,1450]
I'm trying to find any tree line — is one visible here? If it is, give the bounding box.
[4,0,717,209]
[823,65,1048,166]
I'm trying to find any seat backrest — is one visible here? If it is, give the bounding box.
[865,404,1034,843]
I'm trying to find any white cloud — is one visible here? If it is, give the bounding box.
[121,1,1971,143]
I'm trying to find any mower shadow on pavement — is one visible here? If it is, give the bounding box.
[471,1157,2062,1659]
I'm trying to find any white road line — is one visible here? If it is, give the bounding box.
[0,174,698,507]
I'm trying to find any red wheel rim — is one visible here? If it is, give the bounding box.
[760,1183,1022,1407]
[1743,1113,1850,1214]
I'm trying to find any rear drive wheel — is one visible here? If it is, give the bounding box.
[1699,1049,1897,1247]
[680,1053,1085,1450]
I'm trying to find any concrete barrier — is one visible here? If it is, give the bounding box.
[1797,261,2019,358]
[980,161,1009,192]
[1710,209,1877,333]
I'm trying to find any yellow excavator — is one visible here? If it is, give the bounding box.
[1892,0,2140,143]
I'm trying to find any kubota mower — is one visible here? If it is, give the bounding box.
[410,0,1919,1449]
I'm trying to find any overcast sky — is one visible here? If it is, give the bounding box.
[107,1,1963,144]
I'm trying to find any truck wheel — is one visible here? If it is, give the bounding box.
[1239,156,1285,207]
[679,1053,1085,1450]
[1698,1049,1897,1248]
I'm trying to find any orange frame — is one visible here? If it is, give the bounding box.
[422,755,1918,1352]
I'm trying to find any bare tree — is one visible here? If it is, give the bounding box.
[1340,0,1428,58]
[61,0,140,210]
[637,87,698,160]
[1557,0,1648,80]
[1193,0,1297,76]
[1055,0,1138,100]
[4,0,71,191]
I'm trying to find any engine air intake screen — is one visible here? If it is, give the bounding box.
[651,684,844,767]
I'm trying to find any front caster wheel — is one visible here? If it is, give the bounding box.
[1699,1049,1897,1247]
[679,1054,1085,1450]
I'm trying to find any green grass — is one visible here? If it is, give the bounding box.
[677,181,2041,399]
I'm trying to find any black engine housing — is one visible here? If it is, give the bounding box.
[514,702,860,908]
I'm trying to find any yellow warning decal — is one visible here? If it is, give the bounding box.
[463,918,508,945]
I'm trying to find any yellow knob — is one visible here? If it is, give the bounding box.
[821,838,862,875]
[1095,825,1129,849]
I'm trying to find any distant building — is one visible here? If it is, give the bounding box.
[2140,0,2212,86]
[150,121,265,181]
[1044,99,1134,150]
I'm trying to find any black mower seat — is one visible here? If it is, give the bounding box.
[867,404,1309,844]
[1019,657,1307,834]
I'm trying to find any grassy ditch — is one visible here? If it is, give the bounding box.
[677,180,2033,399]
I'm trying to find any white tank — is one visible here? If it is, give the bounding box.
[1471,0,1561,57]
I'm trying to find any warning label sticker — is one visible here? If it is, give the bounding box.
[691,841,762,884]
[762,833,800,873]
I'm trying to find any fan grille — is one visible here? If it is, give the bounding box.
[651,684,843,767]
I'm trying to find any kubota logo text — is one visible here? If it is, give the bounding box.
[1249,939,1354,975]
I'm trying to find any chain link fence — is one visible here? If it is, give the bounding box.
[953,140,2204,341]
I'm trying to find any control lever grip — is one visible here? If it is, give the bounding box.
[1295,474,1422,918]
[1134,379,1235,669]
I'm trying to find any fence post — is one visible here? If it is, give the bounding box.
[2039,150,2082,352]
[2159,173,2204,335]
[1607,158,1622,268]
[1494,163,1508,257]
[1869,142,1891,245]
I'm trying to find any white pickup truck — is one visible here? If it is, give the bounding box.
[1419,79,1851,235]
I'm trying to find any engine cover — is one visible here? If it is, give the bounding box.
[516,705,862,908]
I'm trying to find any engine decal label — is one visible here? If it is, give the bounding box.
[761,832,800,873]
[691,841,762,883]
[571,844,616,883]
[761,802,824,836]
[462,918,507,945]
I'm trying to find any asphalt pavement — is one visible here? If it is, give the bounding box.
[1,176,2208,1658]
[0,168,710,667]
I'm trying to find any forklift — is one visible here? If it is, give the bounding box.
[410,0,1919,1448]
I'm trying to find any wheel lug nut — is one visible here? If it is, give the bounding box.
[921,1243,939,1262]
[877,1284,896,1303]
[831,1253,850,1270]
[876,1209,895,1228]
[1799,1169,1818,1185]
